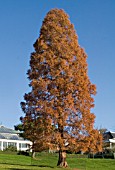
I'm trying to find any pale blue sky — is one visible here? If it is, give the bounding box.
[0,0,115,130]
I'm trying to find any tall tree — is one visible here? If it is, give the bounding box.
[21,9,102,167]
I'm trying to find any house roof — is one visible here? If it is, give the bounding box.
[0,134,6,139]
[0,125,31,142]
[110,132,115,138]
[103,131,115,139]
[0,133,23,140]
[0,126,24,140]
[0,125,18,134]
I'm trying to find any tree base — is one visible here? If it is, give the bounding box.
[57,151,68,168]
[58,161,68,168]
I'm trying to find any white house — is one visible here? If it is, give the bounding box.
[103,131,115,149]
[0,125,32,151]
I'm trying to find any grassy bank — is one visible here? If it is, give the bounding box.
[0,152,115,170]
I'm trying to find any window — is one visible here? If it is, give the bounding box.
[8,142,17,147]
[3,142,7,149]
[19,143,29,148]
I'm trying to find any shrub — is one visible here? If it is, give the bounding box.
[88,152,114,159]
[4,146,17,152]
[17,151,30,156]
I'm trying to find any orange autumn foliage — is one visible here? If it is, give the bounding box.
[20,8,102,166]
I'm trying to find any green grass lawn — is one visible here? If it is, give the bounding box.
[0,152,115,170]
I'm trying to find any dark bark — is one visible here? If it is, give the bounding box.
[57,150,68,168]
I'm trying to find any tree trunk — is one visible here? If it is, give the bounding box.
[32,150,36,159]
[57,150,68,168]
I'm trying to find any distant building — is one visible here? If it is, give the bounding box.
[0,125,32,151]
[103,131,115,149]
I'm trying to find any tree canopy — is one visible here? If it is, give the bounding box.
[20,9,102,167]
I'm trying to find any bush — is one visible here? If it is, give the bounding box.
[17,151,30,156]
[4,146,17,152]
[88,152,114,159]
[104,153,114,159]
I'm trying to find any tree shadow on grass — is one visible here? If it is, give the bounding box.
[0,162,54,169]
[32,164,54,168]
[7,169,24,170]
[6,166,54,170]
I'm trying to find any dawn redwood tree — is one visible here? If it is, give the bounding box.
[20,9,102,167]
